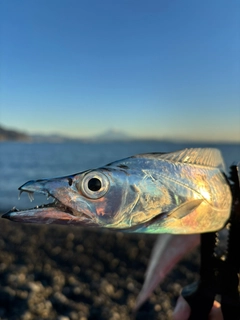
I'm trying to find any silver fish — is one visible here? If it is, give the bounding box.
[2,148,232,234]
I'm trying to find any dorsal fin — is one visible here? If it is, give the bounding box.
[135,148,225,169]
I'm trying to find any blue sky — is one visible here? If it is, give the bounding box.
[1,0,239,142]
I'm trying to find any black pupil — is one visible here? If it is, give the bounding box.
[88,178,102,192]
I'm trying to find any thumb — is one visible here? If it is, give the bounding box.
[172,295,191,320]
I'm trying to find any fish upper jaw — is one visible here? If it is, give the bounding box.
[2,176,98,226]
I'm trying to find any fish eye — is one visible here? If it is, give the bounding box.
[80,171,109,199]
[88,178,101,191]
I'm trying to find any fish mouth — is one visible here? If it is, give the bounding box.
[2,182,97,227]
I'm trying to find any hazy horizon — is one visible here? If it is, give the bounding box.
[1,1,240,143]
[1,123,240,143]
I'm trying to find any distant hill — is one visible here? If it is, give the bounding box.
[0,125,164,143]
[0,125,30,141]
[91,129,132,142]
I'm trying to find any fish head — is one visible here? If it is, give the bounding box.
[3,165,136,227]
[2,155,175,229]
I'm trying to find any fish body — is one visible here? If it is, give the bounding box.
[3,148,232,234]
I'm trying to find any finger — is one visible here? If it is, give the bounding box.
[172,295,191,320]
[209,301,223,320]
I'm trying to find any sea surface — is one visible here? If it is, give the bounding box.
[0,141,239,212]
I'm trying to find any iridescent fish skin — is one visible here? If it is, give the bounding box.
[3,148,232,234]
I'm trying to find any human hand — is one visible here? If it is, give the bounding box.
[172,296,223,320]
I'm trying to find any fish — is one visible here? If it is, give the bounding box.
[2,148,232,234]
[134,233,200,310]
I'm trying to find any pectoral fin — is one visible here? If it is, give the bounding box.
[170,199,203,219]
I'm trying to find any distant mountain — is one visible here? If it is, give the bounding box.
[0,125,30,141]
[0,125,160,143]
[30,130,131,143]
[91,129,132,142]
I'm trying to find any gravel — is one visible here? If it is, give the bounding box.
[0,218,200,320]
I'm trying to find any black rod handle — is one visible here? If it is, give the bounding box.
[182,282,215,320]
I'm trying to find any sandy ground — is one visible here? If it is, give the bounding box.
[0,218,200,320]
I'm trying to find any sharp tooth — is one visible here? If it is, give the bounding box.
[18,190,23,200]
[28,192,34,202]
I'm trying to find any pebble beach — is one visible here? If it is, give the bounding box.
[0,218,199,320]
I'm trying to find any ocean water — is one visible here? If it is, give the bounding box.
[0,141,239,212]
